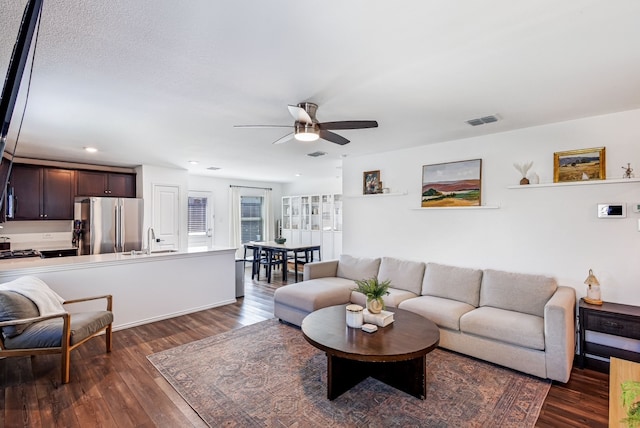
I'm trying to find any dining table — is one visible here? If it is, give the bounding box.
[247,241,321,283]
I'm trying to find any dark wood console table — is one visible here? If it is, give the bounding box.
[579,298,640,372]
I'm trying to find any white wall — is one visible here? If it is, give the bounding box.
[282,176,342,196]
[343,109,640,306]
[187,175,284,247]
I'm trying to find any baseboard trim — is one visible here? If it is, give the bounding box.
[111,299,237,331]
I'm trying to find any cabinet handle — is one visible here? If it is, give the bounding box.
[600,320,622,329]
[44,214,48,218]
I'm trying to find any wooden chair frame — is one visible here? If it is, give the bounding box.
[0,294,113,384]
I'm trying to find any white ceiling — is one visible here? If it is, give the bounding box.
[1,0,639,183]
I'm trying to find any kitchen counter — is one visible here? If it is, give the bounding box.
[0,246,238,330]
[0,246,234,273]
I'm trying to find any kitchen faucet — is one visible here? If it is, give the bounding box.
[146,227,156,255]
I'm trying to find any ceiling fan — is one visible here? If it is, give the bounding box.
[234,102,378,145]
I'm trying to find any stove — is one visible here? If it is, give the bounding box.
[0,249,41,259]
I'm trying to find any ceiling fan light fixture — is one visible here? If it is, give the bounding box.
[294,123,319,142]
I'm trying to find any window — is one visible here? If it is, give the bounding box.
[188,196,208,235]
[241,196,263,243]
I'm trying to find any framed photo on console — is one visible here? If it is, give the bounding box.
[421,159,482,207]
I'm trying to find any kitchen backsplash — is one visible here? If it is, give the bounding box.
[0,220,73,250]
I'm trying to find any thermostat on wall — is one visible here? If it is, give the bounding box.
[597,203,626,218]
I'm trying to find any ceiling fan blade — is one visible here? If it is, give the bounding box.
[233,125,293,129]
[319,130,350,145]
[318,120,378,130]
[272,132,294,145]
[287,105,313,124]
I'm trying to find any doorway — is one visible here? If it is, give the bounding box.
[152,184,180,250]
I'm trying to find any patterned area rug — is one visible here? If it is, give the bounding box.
[148,319,550,427]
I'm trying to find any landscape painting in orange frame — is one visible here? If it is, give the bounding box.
[421,159,482,207]
[553,147,606,183]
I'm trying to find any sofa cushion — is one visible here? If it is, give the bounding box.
[480,269,557,317]
[0,291,39,338]
[421,263,483,307]
[399,295,475,331]
[4,311,113,349]
[336,255,381,281]
[351,287,418,309]
[377,257,425,295]
[273,277,354,313]
[460,306,545,350]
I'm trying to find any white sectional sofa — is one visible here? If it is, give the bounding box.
[273,254,576,383]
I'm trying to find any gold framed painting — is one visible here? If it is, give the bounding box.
[363,170,381,194]
[553,147,606,183]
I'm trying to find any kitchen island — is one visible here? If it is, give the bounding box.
[0,247,237,330]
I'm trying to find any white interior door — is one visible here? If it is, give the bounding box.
[188,190,214,249]
[153,184,180,250]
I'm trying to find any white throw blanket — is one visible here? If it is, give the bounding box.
[0,276,66,316]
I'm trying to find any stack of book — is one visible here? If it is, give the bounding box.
[363,309,394,327]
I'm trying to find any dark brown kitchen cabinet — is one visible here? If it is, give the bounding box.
[76,170,136,198]
[9,165,75,220]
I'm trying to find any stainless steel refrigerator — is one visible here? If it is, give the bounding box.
[76,197,144,255]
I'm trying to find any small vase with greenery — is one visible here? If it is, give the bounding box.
[353,277,391,314]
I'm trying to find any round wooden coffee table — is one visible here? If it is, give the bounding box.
[301,304,440,400]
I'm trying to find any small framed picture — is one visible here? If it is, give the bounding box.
[363,170,381,194]
[421,159,482,207]
[553,147,606,183]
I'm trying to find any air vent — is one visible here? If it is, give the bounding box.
[307,151,327,157]
[207,166,221,170]
[466,115,499,126]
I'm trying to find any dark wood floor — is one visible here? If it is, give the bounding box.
[1,267,609,427]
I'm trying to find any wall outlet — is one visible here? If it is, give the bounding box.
[42,233,54,240]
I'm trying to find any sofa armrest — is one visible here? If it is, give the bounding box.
[543,286,576,383]
[303,260,339,280]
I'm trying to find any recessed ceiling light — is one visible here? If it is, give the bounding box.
[188,160,198,165]
[295,173,302,177]
[84,147,98,153]
[206,166,221,171]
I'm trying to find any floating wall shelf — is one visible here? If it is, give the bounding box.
[411,205,500,211]
[346,191,408,198]
[507,178,640,189]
